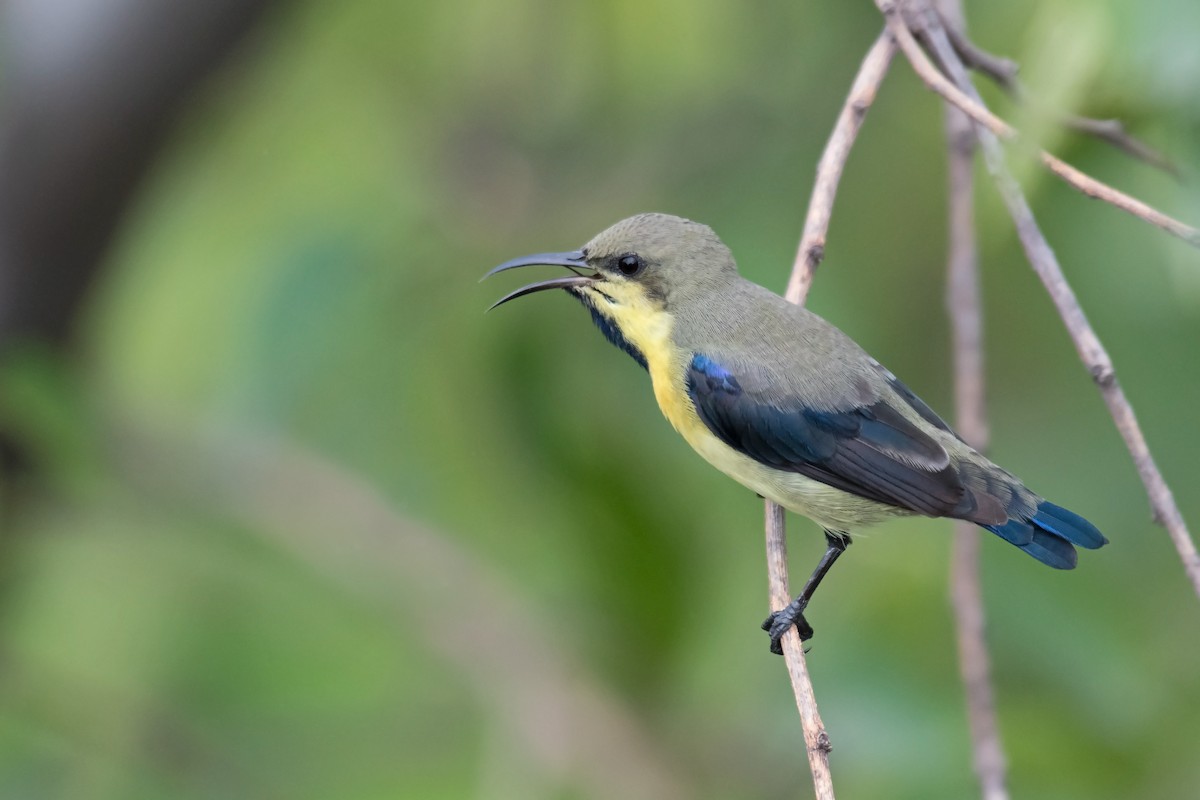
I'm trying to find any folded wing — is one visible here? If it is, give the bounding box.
[687,352,969,518]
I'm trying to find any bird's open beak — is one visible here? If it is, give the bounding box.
[483,249,596,310]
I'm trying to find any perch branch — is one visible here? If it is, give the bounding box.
[768,30,897,798]
[876,0,1200,249]
[891,0,1200,598]
[765,503,835,798]
[786,30,897,305]
[938,1,1009,796]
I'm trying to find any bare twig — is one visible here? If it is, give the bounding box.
[950,531,1010,800]
[1037,155,1197,246]
[765,33,899,798]
[939,18,1018,90]
[786,31,897,305]
[876,0,1200,249]
[893,0,1200,599]
[1058,116,1178,177]
[765,503,835,798]
[938,1,1009,796]
[938,11,1180,176]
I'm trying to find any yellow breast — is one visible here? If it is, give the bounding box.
[582,286,700,439]
[640,319,902,532]
[586,287,899,531]
[606,303,711,445]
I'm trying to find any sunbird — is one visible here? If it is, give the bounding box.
[486,213,1106,653]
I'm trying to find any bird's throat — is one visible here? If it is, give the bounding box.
[574,284,699,441]
[575,282,674,375]
[576,293,648,370]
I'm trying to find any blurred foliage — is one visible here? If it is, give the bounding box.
[2,0,1199,798]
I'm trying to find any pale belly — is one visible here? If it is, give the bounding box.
[683,420,908,531]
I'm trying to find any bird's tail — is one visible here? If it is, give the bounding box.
[983,500,1108,570]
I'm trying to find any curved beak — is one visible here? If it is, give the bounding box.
[483,249,596,311]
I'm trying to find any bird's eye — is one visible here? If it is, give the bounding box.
[616,254,644,276]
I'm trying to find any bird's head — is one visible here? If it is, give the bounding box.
[484,213,737,364]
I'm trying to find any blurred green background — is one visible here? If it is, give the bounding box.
[1,1,1198,798]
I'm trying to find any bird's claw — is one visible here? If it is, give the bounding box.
[761,609,814,655]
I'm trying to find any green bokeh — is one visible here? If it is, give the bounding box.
[2,1,1198,798]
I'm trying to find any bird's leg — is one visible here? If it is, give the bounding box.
[762,530,851,655]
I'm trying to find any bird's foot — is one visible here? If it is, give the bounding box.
[761,605,814,655]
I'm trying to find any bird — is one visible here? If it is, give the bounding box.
[485,212,1106,654]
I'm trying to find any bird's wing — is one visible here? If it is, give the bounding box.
[867,359,960,438]
[686,352,967,517]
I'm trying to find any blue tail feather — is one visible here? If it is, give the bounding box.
[1020,527,1078,570]
[985,518,1034,546]
[1031,501,1108,549]
[984,500,1107,570]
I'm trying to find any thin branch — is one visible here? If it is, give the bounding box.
[891,0,1200,599]
[766,33,899,798]
[1058,116,1179,177]
[786,30,897,304]
[765,503,835,798]
[943,124,988,451]
[950,531,1010,800]
[876,0,1200,249]
[939,18,1018,90]
[938,11,1180,176]
[938,1,1009,796]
